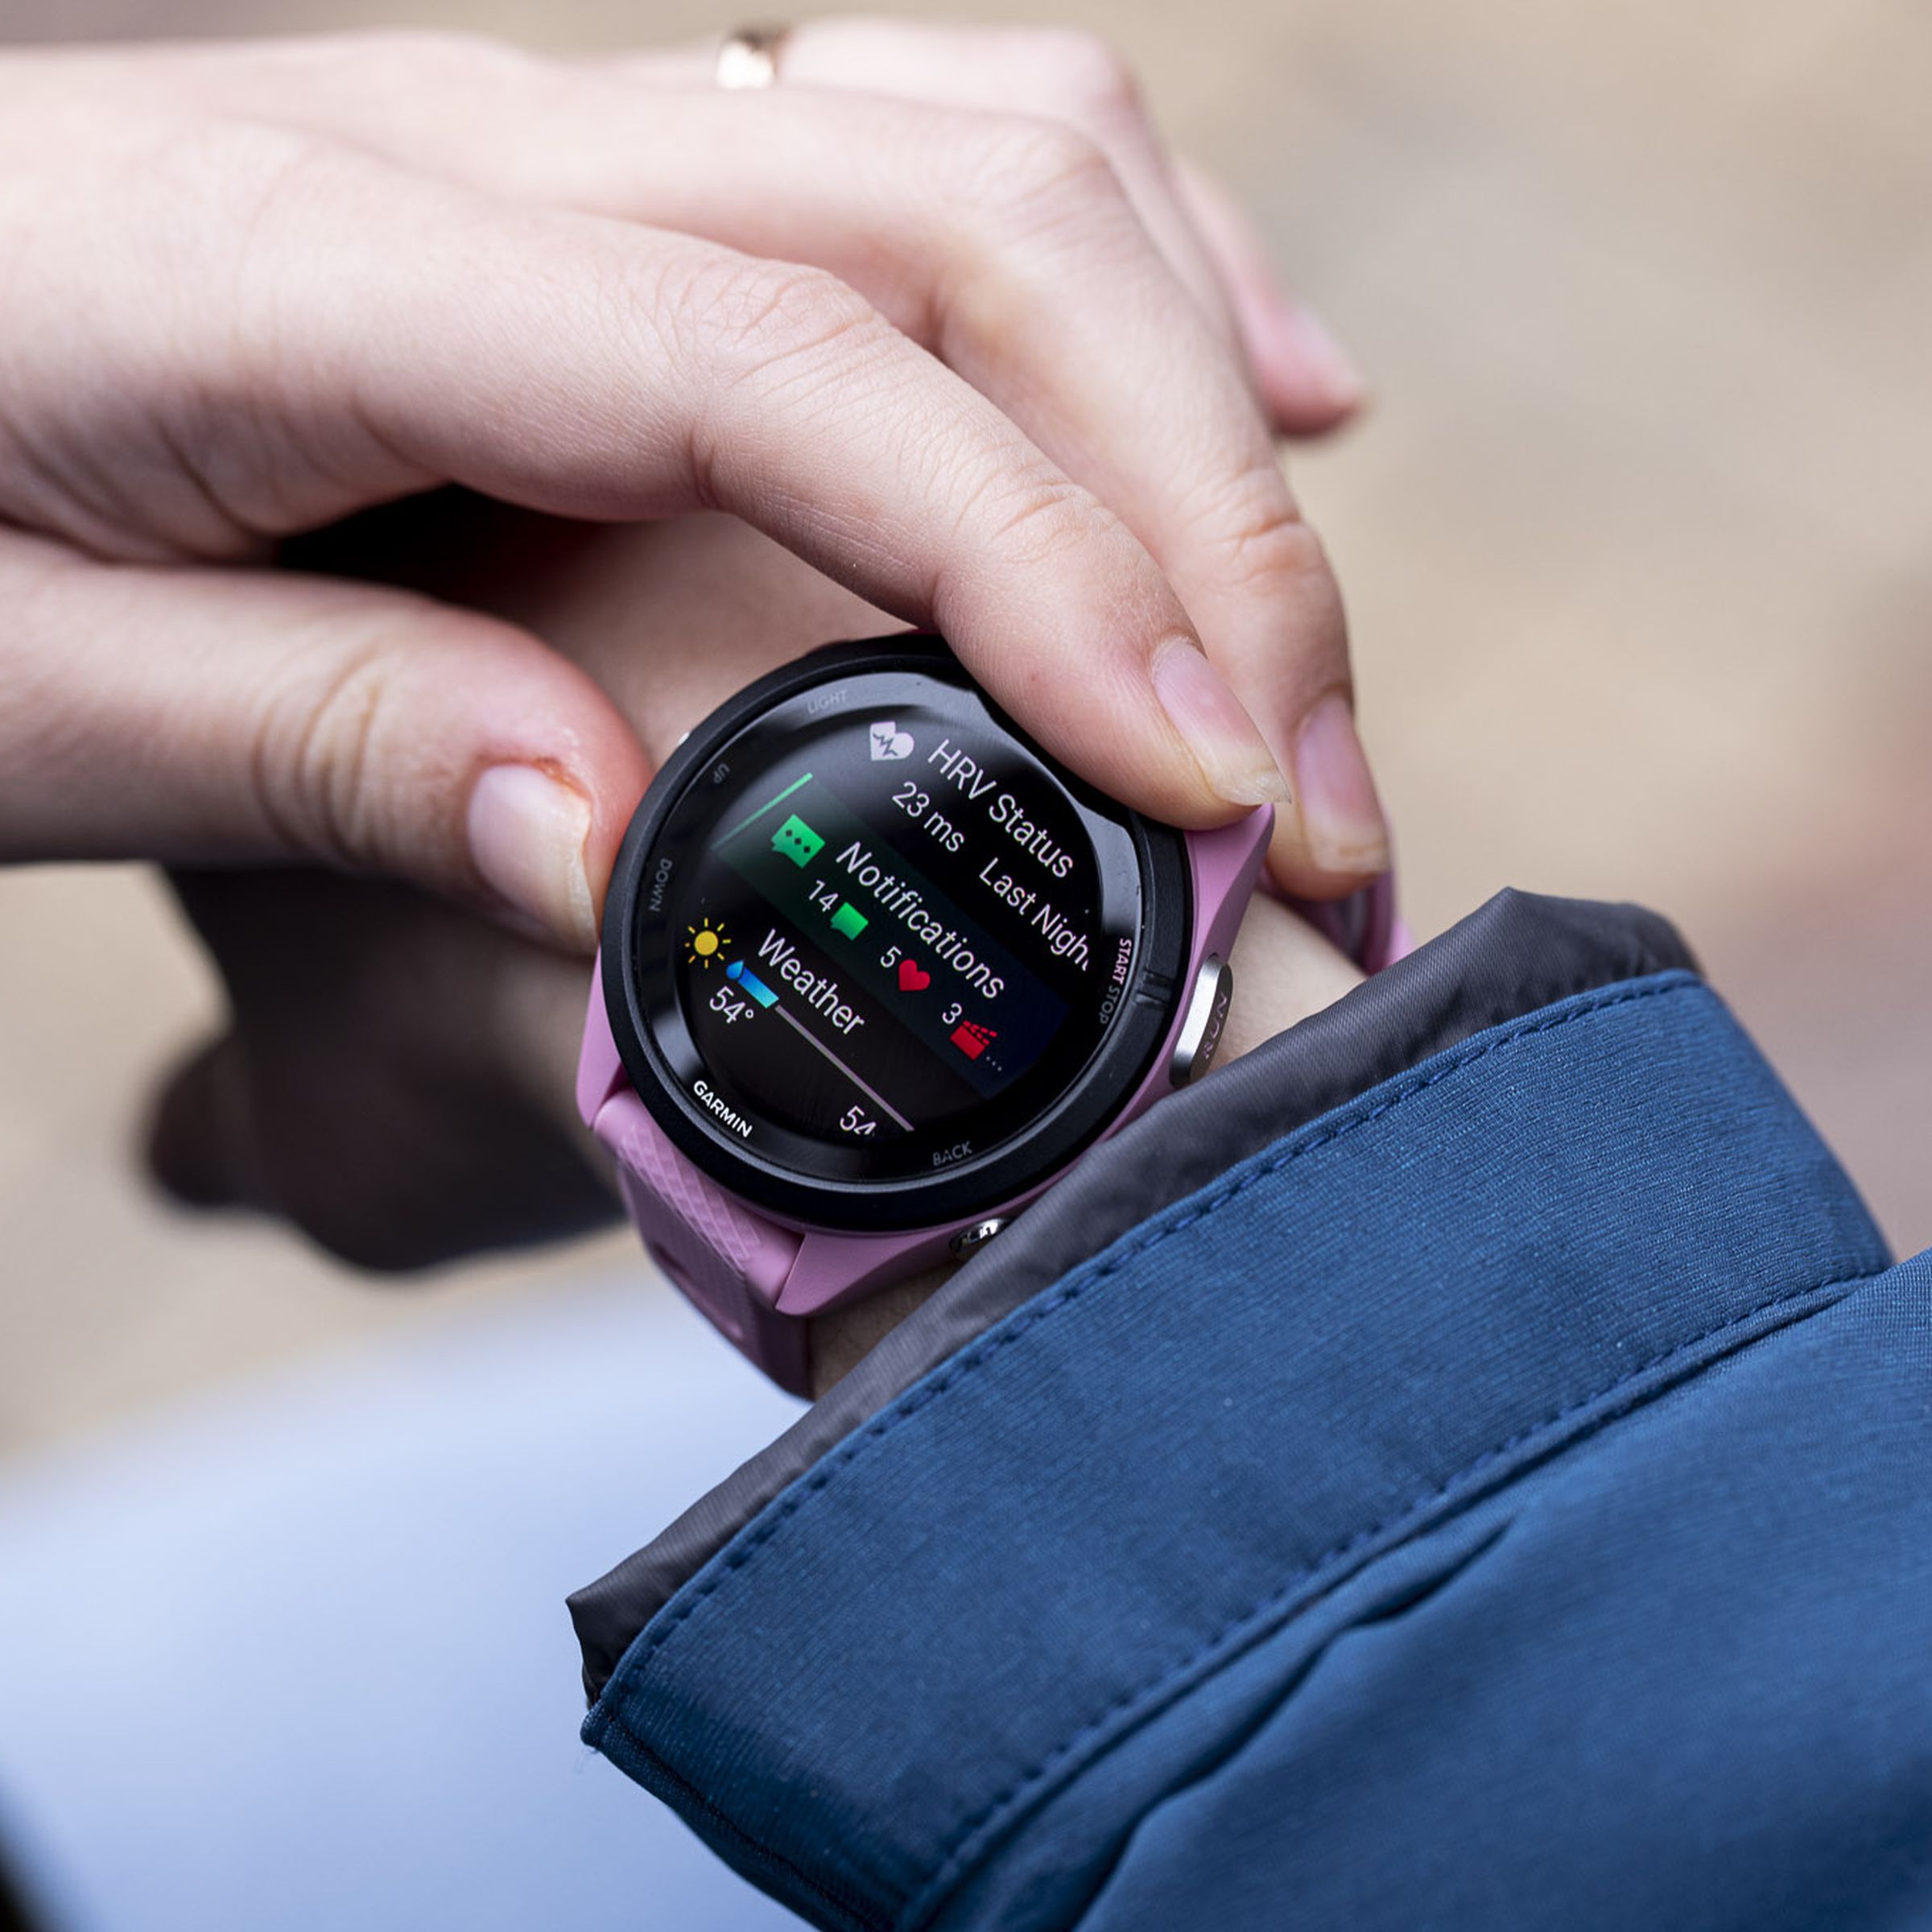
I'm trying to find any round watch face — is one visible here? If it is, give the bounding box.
[602,638,1190,1230]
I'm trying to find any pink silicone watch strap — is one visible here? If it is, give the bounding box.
[590,1083,809,1393]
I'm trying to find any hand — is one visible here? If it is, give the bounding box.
[0,23,1389,964]
[151,504,1365,1393]
[153,502,898,1267]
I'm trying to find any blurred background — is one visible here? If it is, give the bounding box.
[2,0,1928,1455]
[2,2,1928,1922]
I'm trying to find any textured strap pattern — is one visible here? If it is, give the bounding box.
[592,1091,808,1393]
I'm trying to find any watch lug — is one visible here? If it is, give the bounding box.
[777,1224,956,1318]
[576,954,630,1126]
[1187,807,1274,958]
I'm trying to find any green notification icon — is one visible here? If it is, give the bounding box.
[771,813,824,868]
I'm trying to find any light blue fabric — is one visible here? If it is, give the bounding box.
[0,1282,804,1932]
[588,972,1930,1932]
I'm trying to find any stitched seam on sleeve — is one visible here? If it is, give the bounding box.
[627,973,1706,1679]
[597,971,1877,1923]
[897,1263,1875,1928]
[603,1257,1876,1932]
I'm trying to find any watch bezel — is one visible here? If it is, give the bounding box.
[600,636,1191,1233]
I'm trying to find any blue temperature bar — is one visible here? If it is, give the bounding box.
[725,960,779,1009]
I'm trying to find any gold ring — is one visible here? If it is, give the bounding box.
[716,24,790,89]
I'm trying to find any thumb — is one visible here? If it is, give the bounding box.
[0,530,649,950]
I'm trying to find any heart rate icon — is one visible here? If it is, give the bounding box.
[898,959,931,992]
[869,722,915,762]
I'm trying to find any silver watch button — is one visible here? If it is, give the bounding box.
[1169,956,1234,1087]
[949,1217,1008,1258]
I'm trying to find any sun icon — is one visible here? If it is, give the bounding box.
[685,918,730,968]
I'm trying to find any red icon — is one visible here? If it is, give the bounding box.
[898,959,932,992]
[951,1021,997,1060]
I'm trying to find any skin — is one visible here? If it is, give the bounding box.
[0,20,1390,959]
[149,502,1367,1394]
[0,19,1389,1388]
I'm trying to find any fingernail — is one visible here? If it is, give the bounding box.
[467,763,597,952]
[1150,640,1292,808]
[1292,694,1391,875]
[1274,300,1368,411]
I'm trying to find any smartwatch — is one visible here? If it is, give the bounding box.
[578,636,1397,1393]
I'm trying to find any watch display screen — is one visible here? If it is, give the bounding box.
[614,654,1182,1208]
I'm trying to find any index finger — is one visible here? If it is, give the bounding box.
[61,131,1289,829]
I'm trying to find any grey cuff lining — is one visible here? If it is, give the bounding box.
[571,889,1697,1700]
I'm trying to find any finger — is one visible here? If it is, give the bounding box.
[363,505,908,769]
[120,84,1378,883]
[723,23,1242,341]
[14,134,1283,825]
[1171,157,1367,436]
[578,99,1377,886]
[127,23,1259,424]
[159,31,1364,436]
[577,22,1365,431]
[0,528,650,951]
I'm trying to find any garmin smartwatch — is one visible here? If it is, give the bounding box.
[578,636,1397,1393]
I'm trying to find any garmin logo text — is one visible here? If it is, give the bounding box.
[692,1079,753,1139]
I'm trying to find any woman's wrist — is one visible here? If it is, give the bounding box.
[1213,891,1366,1065]
[805,896,1364,1393]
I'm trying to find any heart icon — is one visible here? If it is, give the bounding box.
[898,959,931,992]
